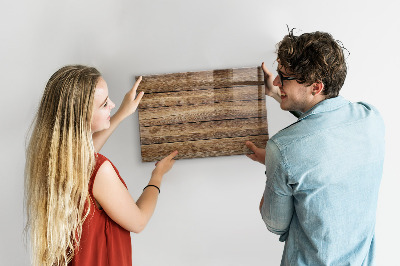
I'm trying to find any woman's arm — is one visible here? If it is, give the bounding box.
[93,150,178,233]
[92,77,144,152]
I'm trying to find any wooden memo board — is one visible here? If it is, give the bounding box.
[137,67,269,162]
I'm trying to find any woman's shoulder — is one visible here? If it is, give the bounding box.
[97,160,117,178]
[95,153,108,163]
[91,153,109,178]
[94,153,127,188]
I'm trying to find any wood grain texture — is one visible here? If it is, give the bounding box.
[139,100,266,127]
[137,67,264,93]
[138,86,264,109]
[140,135,269,162]
[140,117,268,145]
[137,67,268,162]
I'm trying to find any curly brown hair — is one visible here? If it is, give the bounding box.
[277,30,348,98]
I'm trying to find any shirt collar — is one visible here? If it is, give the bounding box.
[298,95,350,121]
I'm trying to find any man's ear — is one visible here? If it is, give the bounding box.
[312,82,324,96]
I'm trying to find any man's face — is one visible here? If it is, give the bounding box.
[273,64,315,113]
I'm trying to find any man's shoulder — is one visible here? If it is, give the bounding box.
[269,121,305,150]
[270,99,384,149]
[352,101,382,117]
[348,101,384,130]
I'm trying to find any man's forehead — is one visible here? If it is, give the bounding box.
[277,63,295,76]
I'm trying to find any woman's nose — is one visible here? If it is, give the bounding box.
[109,100,115,109]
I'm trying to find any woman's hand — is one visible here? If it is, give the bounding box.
[262,62,281,103]
[152,150,179,178]
[115,76,144,119]
[92,77,145,152]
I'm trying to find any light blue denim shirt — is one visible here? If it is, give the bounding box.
[261,96,385,266]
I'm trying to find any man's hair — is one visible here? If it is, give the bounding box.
[277,30,348,98]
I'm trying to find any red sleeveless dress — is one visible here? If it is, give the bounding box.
[69,153,132,266]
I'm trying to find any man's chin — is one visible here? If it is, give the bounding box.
[279,103,290,111]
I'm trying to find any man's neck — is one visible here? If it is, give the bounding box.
[301,95,327,113]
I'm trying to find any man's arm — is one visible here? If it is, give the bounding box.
[259,140,294,240]
[262,62,282,102]
[246,138,294,239]
[261,62,302,119]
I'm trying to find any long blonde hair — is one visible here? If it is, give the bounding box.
[25,65,101,265]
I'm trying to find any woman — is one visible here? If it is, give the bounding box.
[25,65,177,265]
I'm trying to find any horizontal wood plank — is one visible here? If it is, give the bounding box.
[137,67,263,93]
[140,135,269,162]
[138,100,266,127]
[137,66,269,161]
[138,85,264,109]
[140,117,268,145]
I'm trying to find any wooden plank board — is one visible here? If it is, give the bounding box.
[140,135,269,162]
[138,86,264,109]
[138,100,266,127]
[137,67,268,162]
[140,117,268,145]
[137,67,264,93]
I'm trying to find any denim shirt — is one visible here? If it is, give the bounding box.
[260,96,385,266]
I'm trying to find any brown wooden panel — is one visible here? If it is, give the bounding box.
[137,67,264,93]
[138,100,266,127]
[137,66,268,162]
[140,117,268,145]
[140,135,269,162]
[138,86,264,109]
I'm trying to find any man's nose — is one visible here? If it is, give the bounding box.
[273,75,281,87]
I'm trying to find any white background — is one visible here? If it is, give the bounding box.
[1,0,399,265]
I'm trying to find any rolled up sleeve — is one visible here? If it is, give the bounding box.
[260,139,294,241]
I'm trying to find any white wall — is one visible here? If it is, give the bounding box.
[1,0,399,265]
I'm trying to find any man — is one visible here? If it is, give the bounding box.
[246,31,385,265]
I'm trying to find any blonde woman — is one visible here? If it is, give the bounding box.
[25,65,178,266]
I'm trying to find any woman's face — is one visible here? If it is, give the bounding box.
[91,77,115,133]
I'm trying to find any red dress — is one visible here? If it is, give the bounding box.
[69,153,132,266]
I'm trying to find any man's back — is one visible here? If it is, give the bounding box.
[262,96,385,265]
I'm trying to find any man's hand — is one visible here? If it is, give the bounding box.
[262,62,281,103]
[245,141,266,165]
